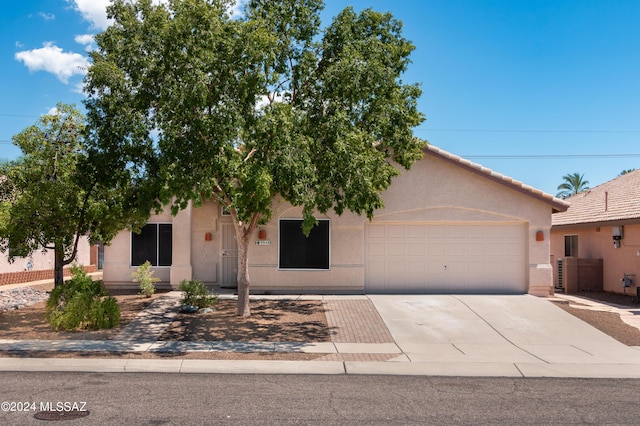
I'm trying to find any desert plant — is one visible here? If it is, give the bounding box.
[131,260,160,297]
[46,265,120,330]
[178,279,217,309]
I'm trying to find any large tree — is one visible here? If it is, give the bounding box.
[85,0,425,316]
[556,172,590,199]
[0,103,157,287]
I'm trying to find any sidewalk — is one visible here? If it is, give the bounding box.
[2,282,640,378]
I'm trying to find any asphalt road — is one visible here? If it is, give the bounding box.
[1,373,640,424]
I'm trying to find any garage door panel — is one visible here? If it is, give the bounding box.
[446,242,466,256]
[407,225,425,238]
[387,225,406,238]
[427,243,445,256]
[503,242,524,255]
[407,261,426,275]
[368,224,386,238]
[407,242,425,256]
[446,226,465,238]
[423,225,441,237]
[387,242,405,256]
[484,262,505,274]
[367,241,386,256]
[467,242,486,256]
[367,260,386,275]
[387,260,406,275]
[466,225,486,237]
[366,223,526,293]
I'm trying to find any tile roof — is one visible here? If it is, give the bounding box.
[424,144,569,212]
[552,169,640,226]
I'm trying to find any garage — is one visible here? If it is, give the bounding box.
[365,222,527,294]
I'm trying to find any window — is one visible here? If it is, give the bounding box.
[564,235,578,257]
[131,223,172,266]
[279,219,330,269]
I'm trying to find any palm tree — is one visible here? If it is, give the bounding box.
[556,172,589,199]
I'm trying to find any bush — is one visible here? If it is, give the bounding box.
[46,265,120,330]
[178,279,217,309]
[131,260,160,297]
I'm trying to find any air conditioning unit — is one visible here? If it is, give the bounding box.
[556,258,564,291]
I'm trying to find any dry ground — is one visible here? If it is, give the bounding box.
[0,291,329,342]
[552,291,640,347]
[0,289,639,360]
[0,291,165,340]
[159,299,330,342]
[0,290,330,360]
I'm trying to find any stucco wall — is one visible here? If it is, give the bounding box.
[551,224,640,294]
[102,206,174,288]
[102,151,558,294]
[0,236,92,274]
[245,204,365,293]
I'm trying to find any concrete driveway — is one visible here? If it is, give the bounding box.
[366,295,640,377]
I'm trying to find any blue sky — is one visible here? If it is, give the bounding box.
[2,1,640,196]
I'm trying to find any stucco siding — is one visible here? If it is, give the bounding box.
[551,224,640,294]
[102,207,174,289]
[102,148,559,295]
[0,236,92,274]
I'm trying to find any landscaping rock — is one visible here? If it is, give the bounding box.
[0,287,49,313]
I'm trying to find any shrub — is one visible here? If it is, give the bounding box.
[46,265,120,330]
[131,260,160,297]
[178,279,217,309]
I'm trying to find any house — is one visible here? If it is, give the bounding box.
[102,145,568,296]
[0,237,94,286]
[551,169,640,296]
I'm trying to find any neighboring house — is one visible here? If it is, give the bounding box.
[103,145,568,296]
[0,237,93,286]
[551,169,640,296]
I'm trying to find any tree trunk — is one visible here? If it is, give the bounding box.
[54,246,65,288]
[230,211,260,317]
[236,232,251,317]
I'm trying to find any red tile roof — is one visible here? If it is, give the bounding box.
[552,169,640,226]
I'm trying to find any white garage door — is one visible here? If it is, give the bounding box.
[365,223,526,294]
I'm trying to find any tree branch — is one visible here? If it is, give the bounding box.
[243,148,257,162]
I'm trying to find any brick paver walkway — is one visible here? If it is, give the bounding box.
[323,298,395,343]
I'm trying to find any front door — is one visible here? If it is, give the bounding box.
[221,223,238,288]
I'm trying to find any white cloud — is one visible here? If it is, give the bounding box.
[74,34,96,52]
[47,107,59,116]
[15,42,89,84]
[39,12,56,21]
[74,34,94,45]
[68,0,111,30]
